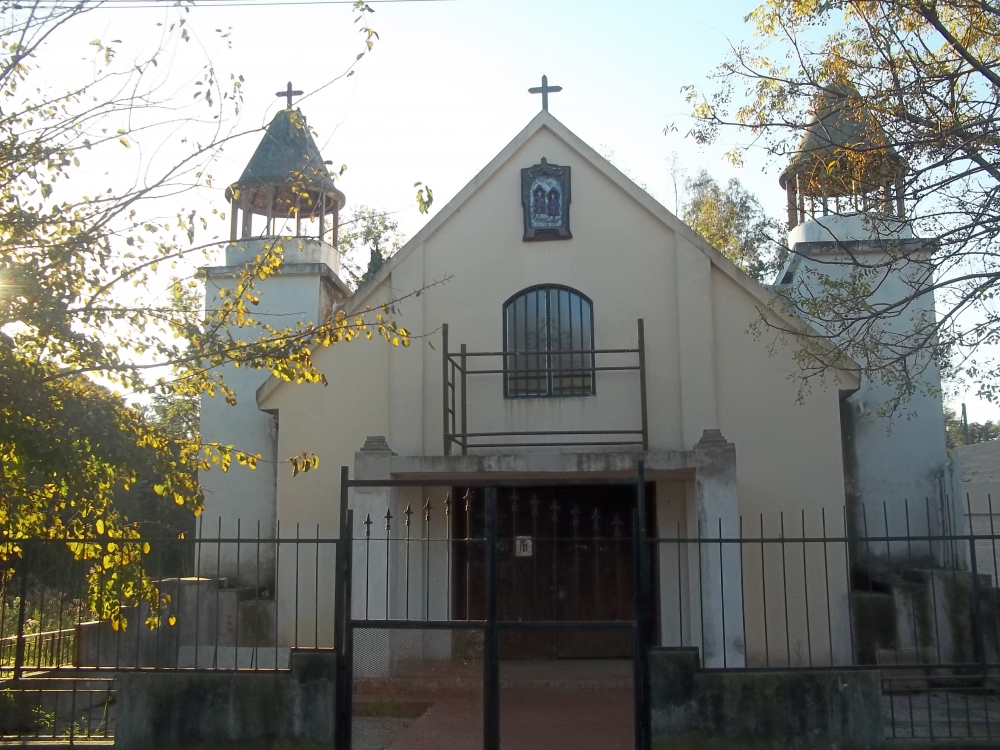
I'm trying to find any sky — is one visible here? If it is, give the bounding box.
[25,0,1000,422]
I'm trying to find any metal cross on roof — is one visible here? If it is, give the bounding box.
[528,75,562,112]
[276,81,304,109]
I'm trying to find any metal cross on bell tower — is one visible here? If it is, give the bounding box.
[528,75,562,112]
[276,81,304,109]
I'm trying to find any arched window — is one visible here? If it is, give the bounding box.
[503,285,595,397]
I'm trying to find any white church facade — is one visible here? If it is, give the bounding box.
[197,88,955,672]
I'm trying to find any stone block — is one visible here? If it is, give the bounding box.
[113,649,336,750]
[650,647,884,750]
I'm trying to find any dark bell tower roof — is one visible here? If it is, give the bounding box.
[779,83,905,198]
[225,108,345,217]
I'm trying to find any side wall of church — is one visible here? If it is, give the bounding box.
[711,267,849,527]
[711,268,854,667]
[262,294,394,534]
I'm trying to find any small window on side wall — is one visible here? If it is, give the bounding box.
[503,285,595,398]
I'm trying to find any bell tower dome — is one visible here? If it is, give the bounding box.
[224,99,346,270]
[779,83,910,245]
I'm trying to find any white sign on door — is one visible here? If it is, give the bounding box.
[515,536,533,557]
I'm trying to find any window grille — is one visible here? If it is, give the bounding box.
[503,285,595,397]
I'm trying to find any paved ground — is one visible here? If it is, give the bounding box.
[352,659,633,750]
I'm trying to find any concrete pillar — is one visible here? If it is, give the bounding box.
[351,437,398,623]
[692,429,745,668]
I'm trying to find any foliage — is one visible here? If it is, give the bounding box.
[688,0,1000,410]
[338,206,405,288]
[414,181,434,215]
[0,0,415,626]
[944,407,1000,454]
[145,391,199,443]
[683,169,785,282]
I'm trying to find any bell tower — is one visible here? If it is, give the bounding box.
[200,89,350,581]
[775,84,951,560]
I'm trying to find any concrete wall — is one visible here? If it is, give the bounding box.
[114,650,336,749]
[781,241,948,554]
[649,648,884,750]
[953,440,1000,583]
[201,258,343,585]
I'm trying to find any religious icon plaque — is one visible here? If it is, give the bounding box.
[521,158,571,241]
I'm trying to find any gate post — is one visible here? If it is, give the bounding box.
[692,430,745,668]
[483,487,500,750]
[633,462,651,750]
[13,545,30,682]
[969,530,986,672]
[335,467,351,750]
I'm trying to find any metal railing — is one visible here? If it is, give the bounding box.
[0,629,75,673]
[339,468,650,750]
[646,495,1000,741]
[441,319,649,454]
[0,527,341,677]
[3,488,999,743]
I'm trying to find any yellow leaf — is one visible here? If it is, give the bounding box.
[143,542,151,554]
[96,519,105,535]
[168,615,177,627]
[119,136,130,148]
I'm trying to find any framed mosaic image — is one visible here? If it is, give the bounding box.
[521,158,572,241]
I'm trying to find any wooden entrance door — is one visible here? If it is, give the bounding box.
[451,484,654,659]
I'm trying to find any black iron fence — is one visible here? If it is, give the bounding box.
[341,472,647,750]
[4,486,1000,744]
[0,525,343,739]
[0,527,340,677]
[645,495,1000,741]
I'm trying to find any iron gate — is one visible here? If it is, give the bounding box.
[334,465,653,750]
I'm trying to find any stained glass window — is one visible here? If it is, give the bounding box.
[503,285,595,397]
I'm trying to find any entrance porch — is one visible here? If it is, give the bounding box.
[348,430,746,670]
[342,433,746,750]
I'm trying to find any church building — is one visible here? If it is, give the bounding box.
[198,81,951,674]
